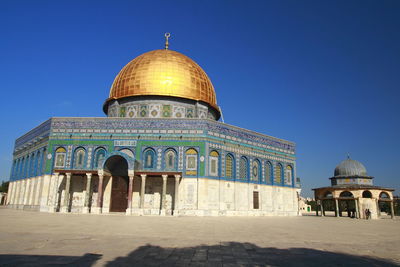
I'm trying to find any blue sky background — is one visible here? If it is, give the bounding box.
[0,0,399,197]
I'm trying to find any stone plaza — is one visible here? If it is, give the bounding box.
[0,208,398,266]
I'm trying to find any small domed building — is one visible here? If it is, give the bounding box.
[6,35,300,216]
[313,156,395,219]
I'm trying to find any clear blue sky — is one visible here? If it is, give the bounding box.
[1,0,399,197]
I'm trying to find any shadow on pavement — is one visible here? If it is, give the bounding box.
[0,242,398,266]
[106,242,399,267]
[0,253,101,266]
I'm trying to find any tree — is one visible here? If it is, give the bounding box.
[0,181,9,193]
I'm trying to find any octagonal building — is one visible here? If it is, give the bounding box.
[6,36,300,216]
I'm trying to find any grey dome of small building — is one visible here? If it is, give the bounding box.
[334,159,368,177]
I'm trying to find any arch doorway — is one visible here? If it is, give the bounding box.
[378,192,393,219]
[339,191,356,218]
[104,155,129,212]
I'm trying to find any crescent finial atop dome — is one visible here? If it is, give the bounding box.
[164,32,171,50]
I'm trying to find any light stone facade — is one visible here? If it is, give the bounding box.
[7,175,300,216]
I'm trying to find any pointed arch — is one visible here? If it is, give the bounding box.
[73,147,86,169]
[274,163,283,184]
[251,159,261,182]
[185,148,198,175]
[265,161,273,184]
[143,148,156,169]
[285,165,293,185]
[209,150,219,177]
[225,153,235,179]
[165,148,177,170]
[93,147,107,169]
[239,156,248,180]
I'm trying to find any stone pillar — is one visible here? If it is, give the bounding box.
[140,174,146,209]
[160,174,168,216]
[39,175,51,212]
[19,180,25,205]
[23,179,28,205]
[335,198,339,217]
[10,181,16,205]
[25,179,31,206]
[320,200,324,217]
[49,173,60,213]
[375,199,381,218]
[316,199,319,216]
[126,175,134,215]
[60,173,71,213]
[173,175,181,216]
[390,201,395,219]
[92,173,104,214]
[7,182,13,205]
[354,199,360,219]
[82,173,92,214]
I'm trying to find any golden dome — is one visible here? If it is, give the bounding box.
[106,49,219,112]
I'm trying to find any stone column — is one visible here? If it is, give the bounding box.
[82,173,92,214]
[49,173,60,213]
[39,175,51,212]
[390,201,395,219]
[92,173,104,214]
[354,199,360,219]
[173,175,181,216]
[320,200,324,217]
[25,179,31,206]
[7,182,13,205]
[375,199,381,218]
[126,175,134,215]
[60,173,71,213]
[10,181,16,205]
[140,174,147,209]
[315,199,319,216]
[160,174,168,216]
[335,198,339,217]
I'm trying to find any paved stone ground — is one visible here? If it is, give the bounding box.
[0,208,399,266]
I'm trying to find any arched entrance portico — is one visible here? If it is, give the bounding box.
[104,155,129,212]
[91,151,135,214]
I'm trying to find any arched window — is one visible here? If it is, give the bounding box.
[24,156,30,178]
[94,148,106,169]
[19,158,25,179]
[225,154,235,179]
[35,151,41,176]
[340,191,354,198]
[73,148,86,169]
[379,192,390,200]
[165,149,177,170]
[143,149,155,169]
[251,159,261,182]
[11,160,17,180]
[239,157,248,180]
[209,150,219,177]
[185,148,198,175]
[265,161,273,184]
[55,147,67,168]
[285,165,293,185]
[31,153,35,177]
[39,149,46,176]
[324,191,333,198]
[362,190,372,198]
[33,152,40,177]
[274,163,283,184]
